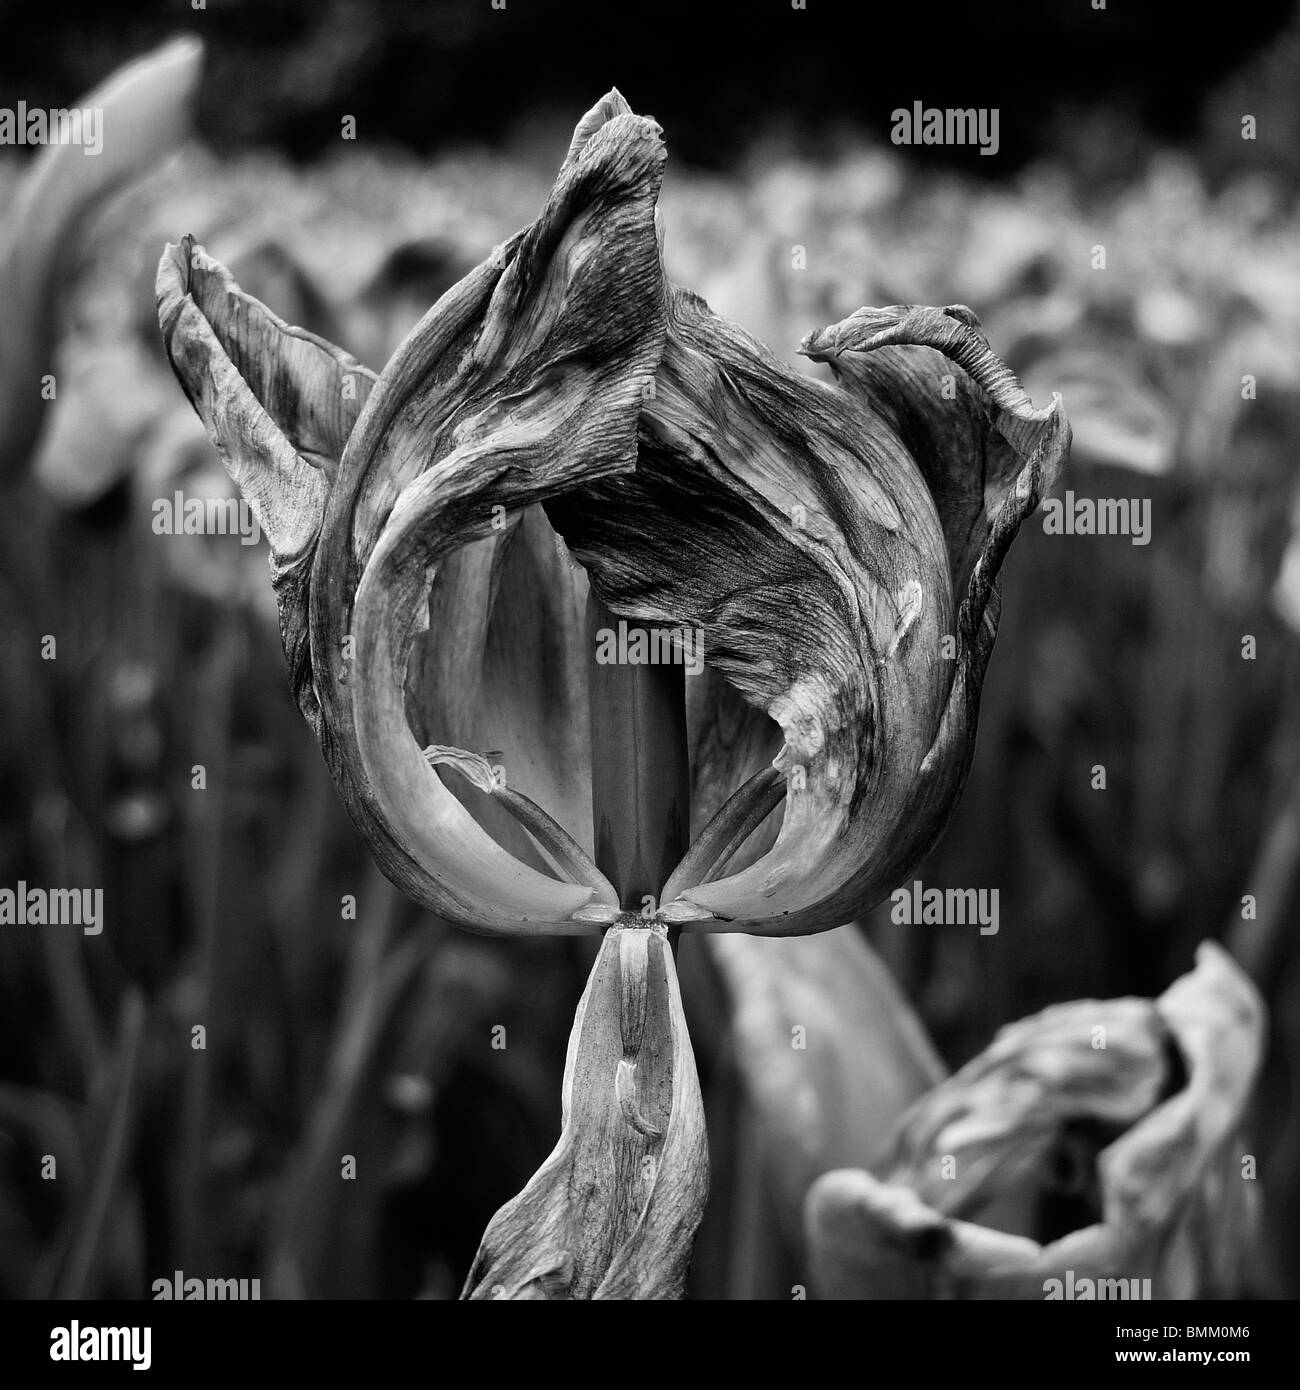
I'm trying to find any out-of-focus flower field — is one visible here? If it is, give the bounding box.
[2,113,1298,1297]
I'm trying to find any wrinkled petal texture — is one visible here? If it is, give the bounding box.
[157,235,377,722]
[554,293,1068,933]
[462,922,708,1299]
[550,289,953,934]
[312,106,667,932]
[156,91,1069,940]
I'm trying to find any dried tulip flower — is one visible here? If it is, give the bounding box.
[156,90,1069,1298]
[806,942,1265,1300]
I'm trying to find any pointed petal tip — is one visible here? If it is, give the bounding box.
[564,87,651,168]
[422,744,504,792]
[158,235,193,290]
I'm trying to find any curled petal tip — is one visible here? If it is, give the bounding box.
[563,87,659,170]
[571,903,621,925]
[659,899,716,924]
[423,744,504,793]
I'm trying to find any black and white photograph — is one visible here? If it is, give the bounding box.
[0,0,1296,1359]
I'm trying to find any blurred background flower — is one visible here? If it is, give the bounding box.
[806,943,1263,1299]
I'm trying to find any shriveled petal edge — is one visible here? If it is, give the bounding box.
[552,282,955,937]
[156,235,377,727]
[307,101,668,934]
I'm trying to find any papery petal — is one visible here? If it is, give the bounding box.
[548,284,956,934]
[686,667,786,860]
[800,302,1070,716]
[462,921,708,1299]
[805,942,1264,1299]
[309,97,667,933]
[598,300,1066,934]
[156,235,377,723]
[412,505,596,864]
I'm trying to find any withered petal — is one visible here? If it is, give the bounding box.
[549,283,955,934]
[631,299,1066,934]
[156,234,377,723]
[884,994,1171,1219]
[412,505,597,864]
[801,302,1070,763]
[308,97,668,932]
[462,921,707,1299]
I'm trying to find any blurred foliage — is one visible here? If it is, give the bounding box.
[2,36,1300,1297]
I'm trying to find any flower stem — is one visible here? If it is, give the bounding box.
[586,593,690,916]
